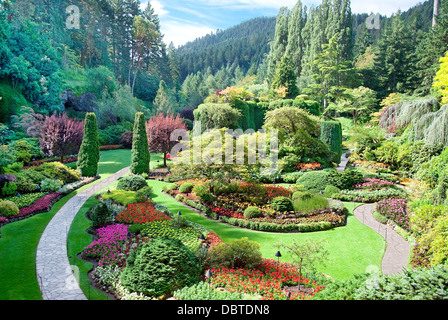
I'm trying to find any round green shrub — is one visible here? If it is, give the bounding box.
[179,183,194,194]
[120,237,201,298]
[244,206,263,218]
[0,200,19,218]
[116,175,148,191]
[292,191,314,201]
[296,171,330,193]
[163,183,178,192]
[135,186,154,202]
[199,192,215,204]
[208,237,262,269]
[270,196,294,212]
[323,185,341,197]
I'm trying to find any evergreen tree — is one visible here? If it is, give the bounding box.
[131,112,150,175]
[271,56,299,99]
[285,0,305,78]
[77,113,100,177]
[154,80,175,114]
[373,11,417,98]
[266,7,290,84]
[306,32,360,110]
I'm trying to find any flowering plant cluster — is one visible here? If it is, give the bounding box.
[205,232,223,248]
[295,162,322,171]
[354,178,396,190]
[210,259,326,300]
[263,185,293,202]
[351,159,388,169]
[115,202,171,225]
[15,193,62,218]
[376,198,410,231]
[84,224,129,267]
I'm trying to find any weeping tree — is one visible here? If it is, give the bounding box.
[379,97,448,145]
[412,105,448,145]
[379,97,440,134]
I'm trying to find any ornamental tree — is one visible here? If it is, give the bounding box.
[39,113,84,162]
[146,113,187,167]
[77,113,100,177]
[131,112,150,175]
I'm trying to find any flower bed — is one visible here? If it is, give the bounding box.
[354,178,397,190]
[332,188,406,203]
[210,259,326,300]
[376,198,410,231]
[3,192,48,208]
[84,224,130,267]
[16,192,62,219]
[115,202,171,225]
[295,162,323,172]
[168,179,347,233]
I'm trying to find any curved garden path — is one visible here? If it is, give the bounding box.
[353,203,411,275]
[35,167,130,300]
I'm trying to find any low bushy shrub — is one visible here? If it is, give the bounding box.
[120,237,201,298]
[163,183,178,192]
[244,206,263,219]
[296,171,329,193]
[270,196,294,212]
[323,185,341,197]
[89,201,114,228]
[0,200,19,218]
[117,175,148,191]
[208,237,263,269]
[102,190,138,206]
[327,169,364,190]
[135,186,154,202]
[38,162,82,184]
[179,183,194,194]
[40,178,63,192]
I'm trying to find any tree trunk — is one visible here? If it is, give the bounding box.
[433,0,440,28]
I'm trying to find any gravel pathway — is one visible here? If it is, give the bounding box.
[35,167,130,300]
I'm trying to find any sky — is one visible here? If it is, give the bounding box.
[140,0,428,47]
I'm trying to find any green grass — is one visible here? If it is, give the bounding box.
[0,192,76,300]
[148,180,386,281]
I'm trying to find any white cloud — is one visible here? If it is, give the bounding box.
[140,0,169,17]
[161,20,215,47]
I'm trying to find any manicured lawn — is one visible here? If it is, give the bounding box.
[147,180,386,281]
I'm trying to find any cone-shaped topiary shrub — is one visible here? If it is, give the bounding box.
[77,113,100,177]
[131,112,150,175]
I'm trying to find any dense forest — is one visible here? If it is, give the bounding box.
[0,0,447,145]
